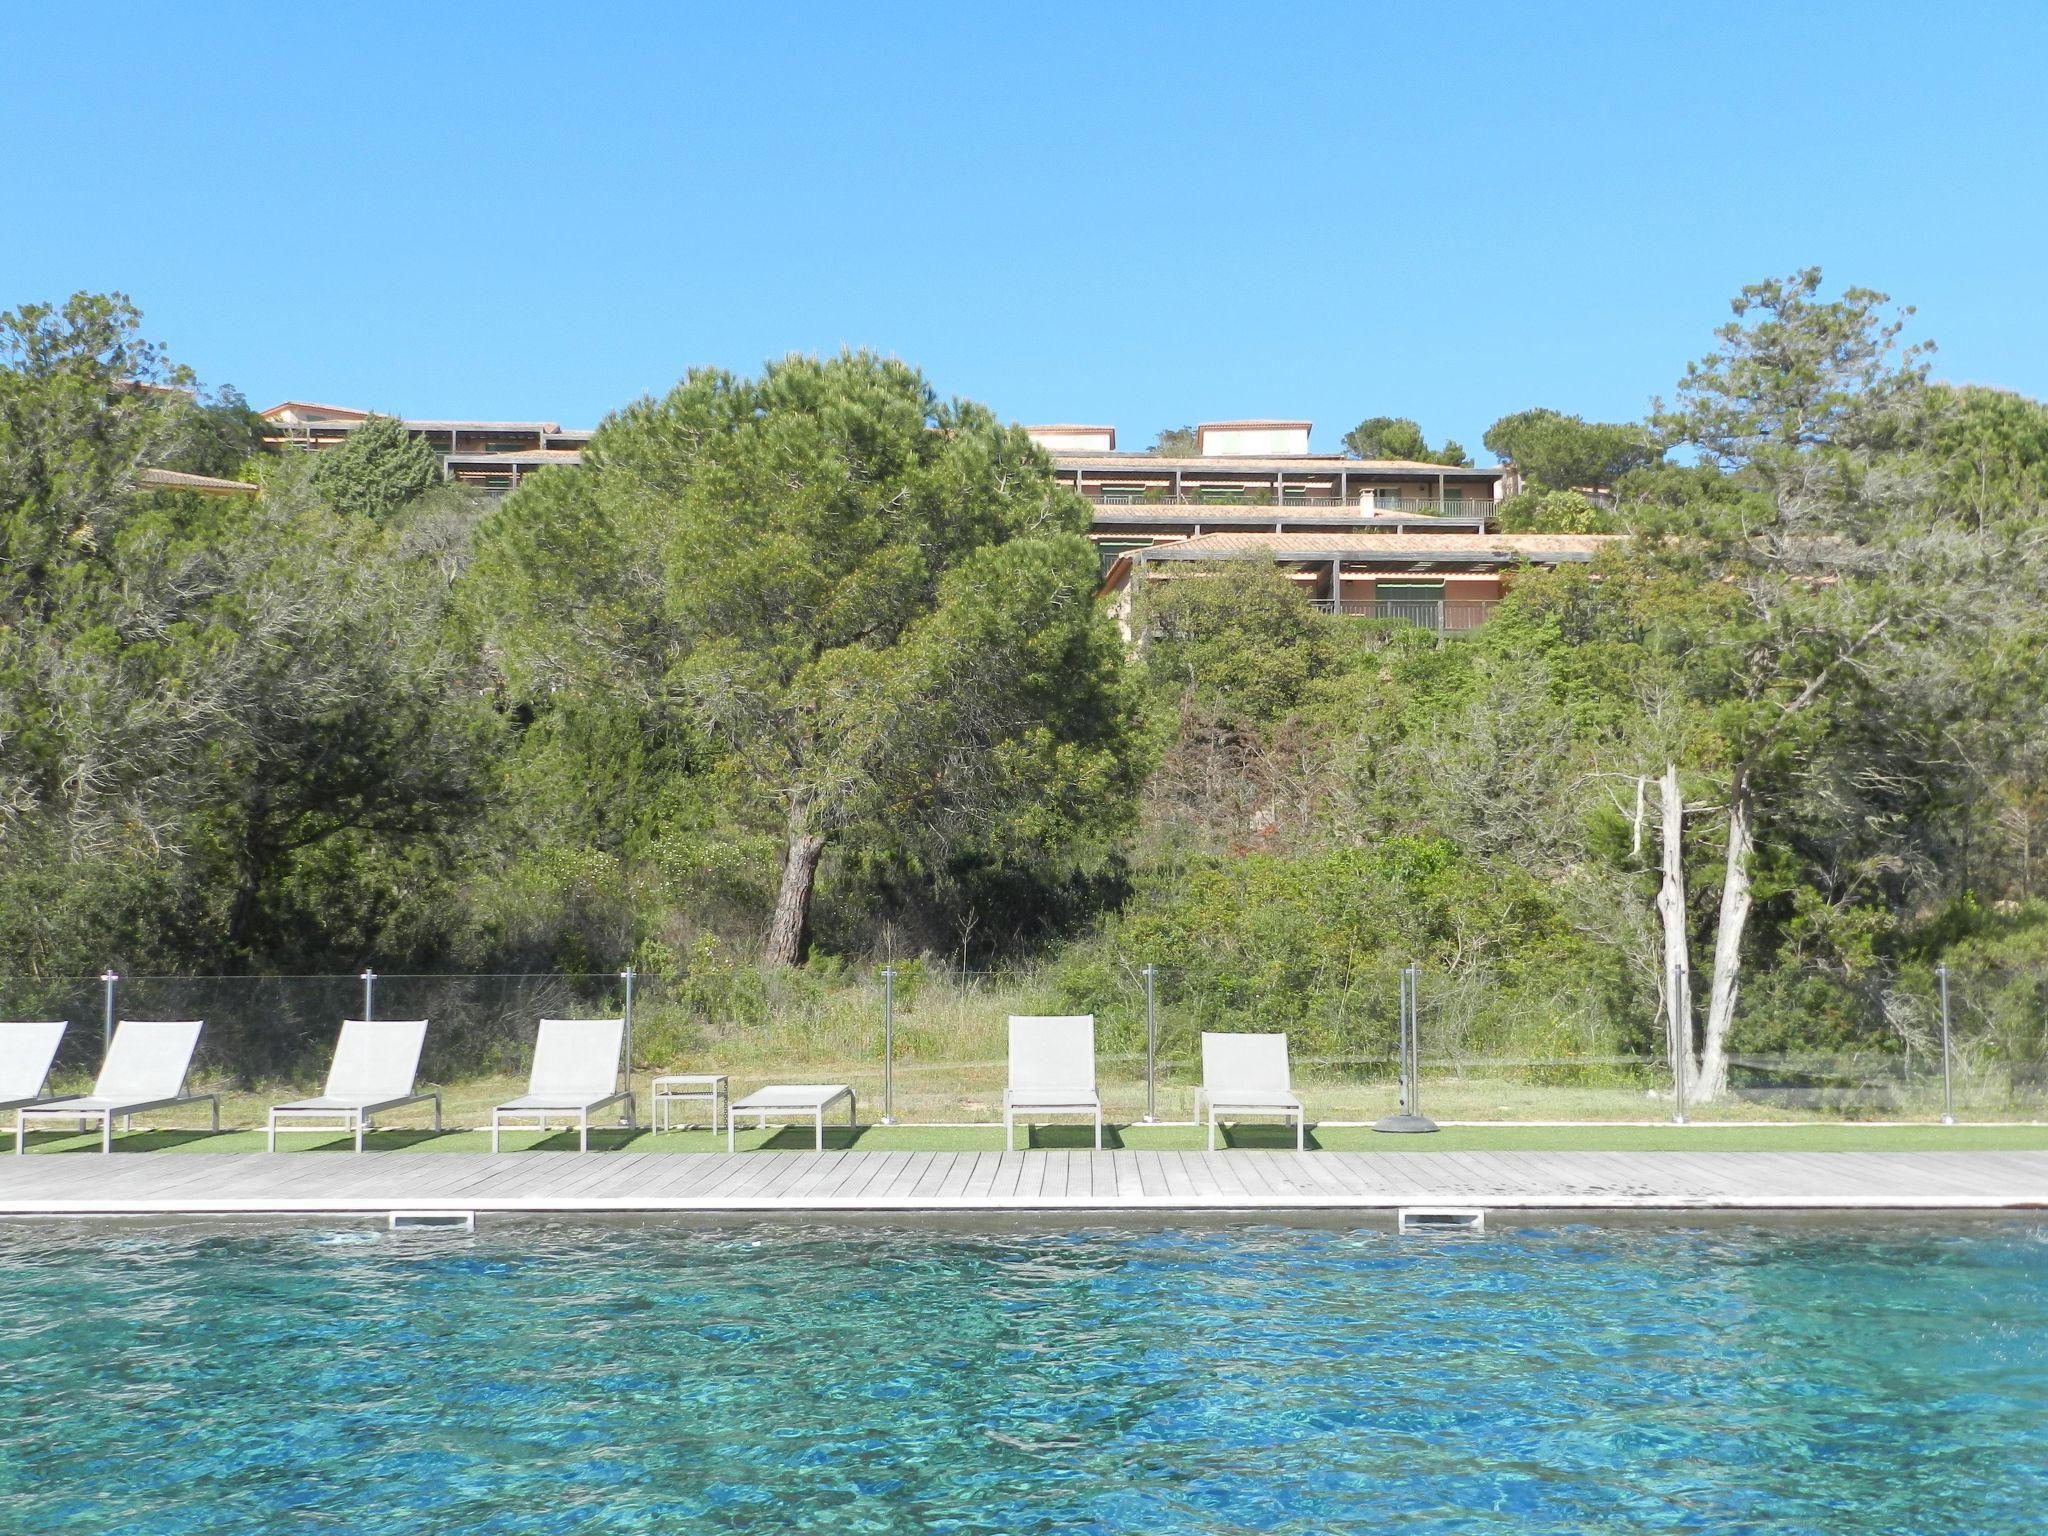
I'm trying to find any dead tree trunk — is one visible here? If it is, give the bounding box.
[763,799,826,968]
[1696,766,1755,1102]
[1654,762,1695,1099]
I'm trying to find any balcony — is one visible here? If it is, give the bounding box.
[1087,491,1485,518]
[1308,598,1499,633]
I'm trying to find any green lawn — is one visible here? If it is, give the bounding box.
[9,1121,2047,1156]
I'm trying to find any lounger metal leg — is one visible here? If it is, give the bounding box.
[1005,1109,1013,1153]
[1297,1114,1304,1151]
[491,1114,501,1154]
[103,1114,112,1154]
[728,1113,736,1153]
[356,1114,365,1154]
[579,1115,589,1153]
[814,1109,823,1152]
[267,1113,276,1155]
[1094,1107,1101,1151]
[13,1110,22,1156]
[431,1093,442,1133]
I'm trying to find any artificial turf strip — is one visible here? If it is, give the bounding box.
[9,1122,2048,1156]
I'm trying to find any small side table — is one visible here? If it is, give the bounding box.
[651,1074,728,1134]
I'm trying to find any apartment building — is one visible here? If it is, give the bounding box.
[1098,529,1620,639]
[1026,420,1504,566]
[260,402,590,492]
[255,406,1511,585]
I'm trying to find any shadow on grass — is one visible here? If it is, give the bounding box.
[1016,1124,1127,1150]
[13,1129,232,1154]
[757,1125,872,1151]
[1213,1124,1323,1151]
[271,1129,461,1153]
[503,1127,649,1153]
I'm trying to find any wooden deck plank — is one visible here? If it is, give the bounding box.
[989,1152,1029,1202]
[907,1152,957,1199]
[960,1152,1005,1200]
[935,1154,982,1200]
[1091,1151,1122,1200]
[0,1148,2042,1215]
[1036,1151,1067,1201]
[841,1150,914,1203]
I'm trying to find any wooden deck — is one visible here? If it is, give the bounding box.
[0,1149,2043,1217]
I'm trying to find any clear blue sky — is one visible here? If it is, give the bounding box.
[5,3,2043,456]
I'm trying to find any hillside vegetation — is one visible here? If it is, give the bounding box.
[4,278,2047,1107]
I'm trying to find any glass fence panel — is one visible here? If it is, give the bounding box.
[111,974,362,1084]
[3,959,2037,1131]
[370,972,628,1084]
[0,975,111,1084]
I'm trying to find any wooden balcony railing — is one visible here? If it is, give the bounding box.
[1308,599,1500,632]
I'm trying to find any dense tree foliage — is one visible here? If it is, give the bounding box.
[1341,415,1469,466]
[468,352,1142,967]
[5,282,2047,1103]
[0,295,494,982]
[1482,407,1662,491]
[310,412,441,519]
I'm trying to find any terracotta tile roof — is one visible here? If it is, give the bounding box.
[1131,531,1619,560]
[446,448,583,464]
[1051,451,1501,477]
[1090,509,1483,529]
[260,401,370,422]
[400,419,563,433]
[135,467,259,498]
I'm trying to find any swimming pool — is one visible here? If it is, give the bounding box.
[1,1217,2043,1533]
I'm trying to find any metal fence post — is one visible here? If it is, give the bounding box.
[1374,964,1438,1134]
[101,970,118,1048]
[880,965,896,1125]
[359,968,376,1021]
[1142,963,1158,1123]
[621,965,635,1098]
[1938,962,1954,1125]
[1405,966,1418,1115]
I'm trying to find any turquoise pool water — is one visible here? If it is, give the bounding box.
[1,1218,2044,1533]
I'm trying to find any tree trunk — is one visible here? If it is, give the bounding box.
[763,802,826,968]
[1654,762,1694,1101]
[1696,767,1755,1103]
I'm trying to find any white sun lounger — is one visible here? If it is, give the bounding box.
[491,1018,634,1152]
[1004,1014,1101,1151]
[15,1020,216,1154]
[267,1019,441,1152]
[1197,1031,1305,1150]
[727,1084,856,1151]
[0,1021,67,1114]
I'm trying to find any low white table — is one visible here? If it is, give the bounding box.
[651,1074,727,1134]
[728,1084,855,1151]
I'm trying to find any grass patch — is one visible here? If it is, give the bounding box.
[9,1121,2046,1156]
